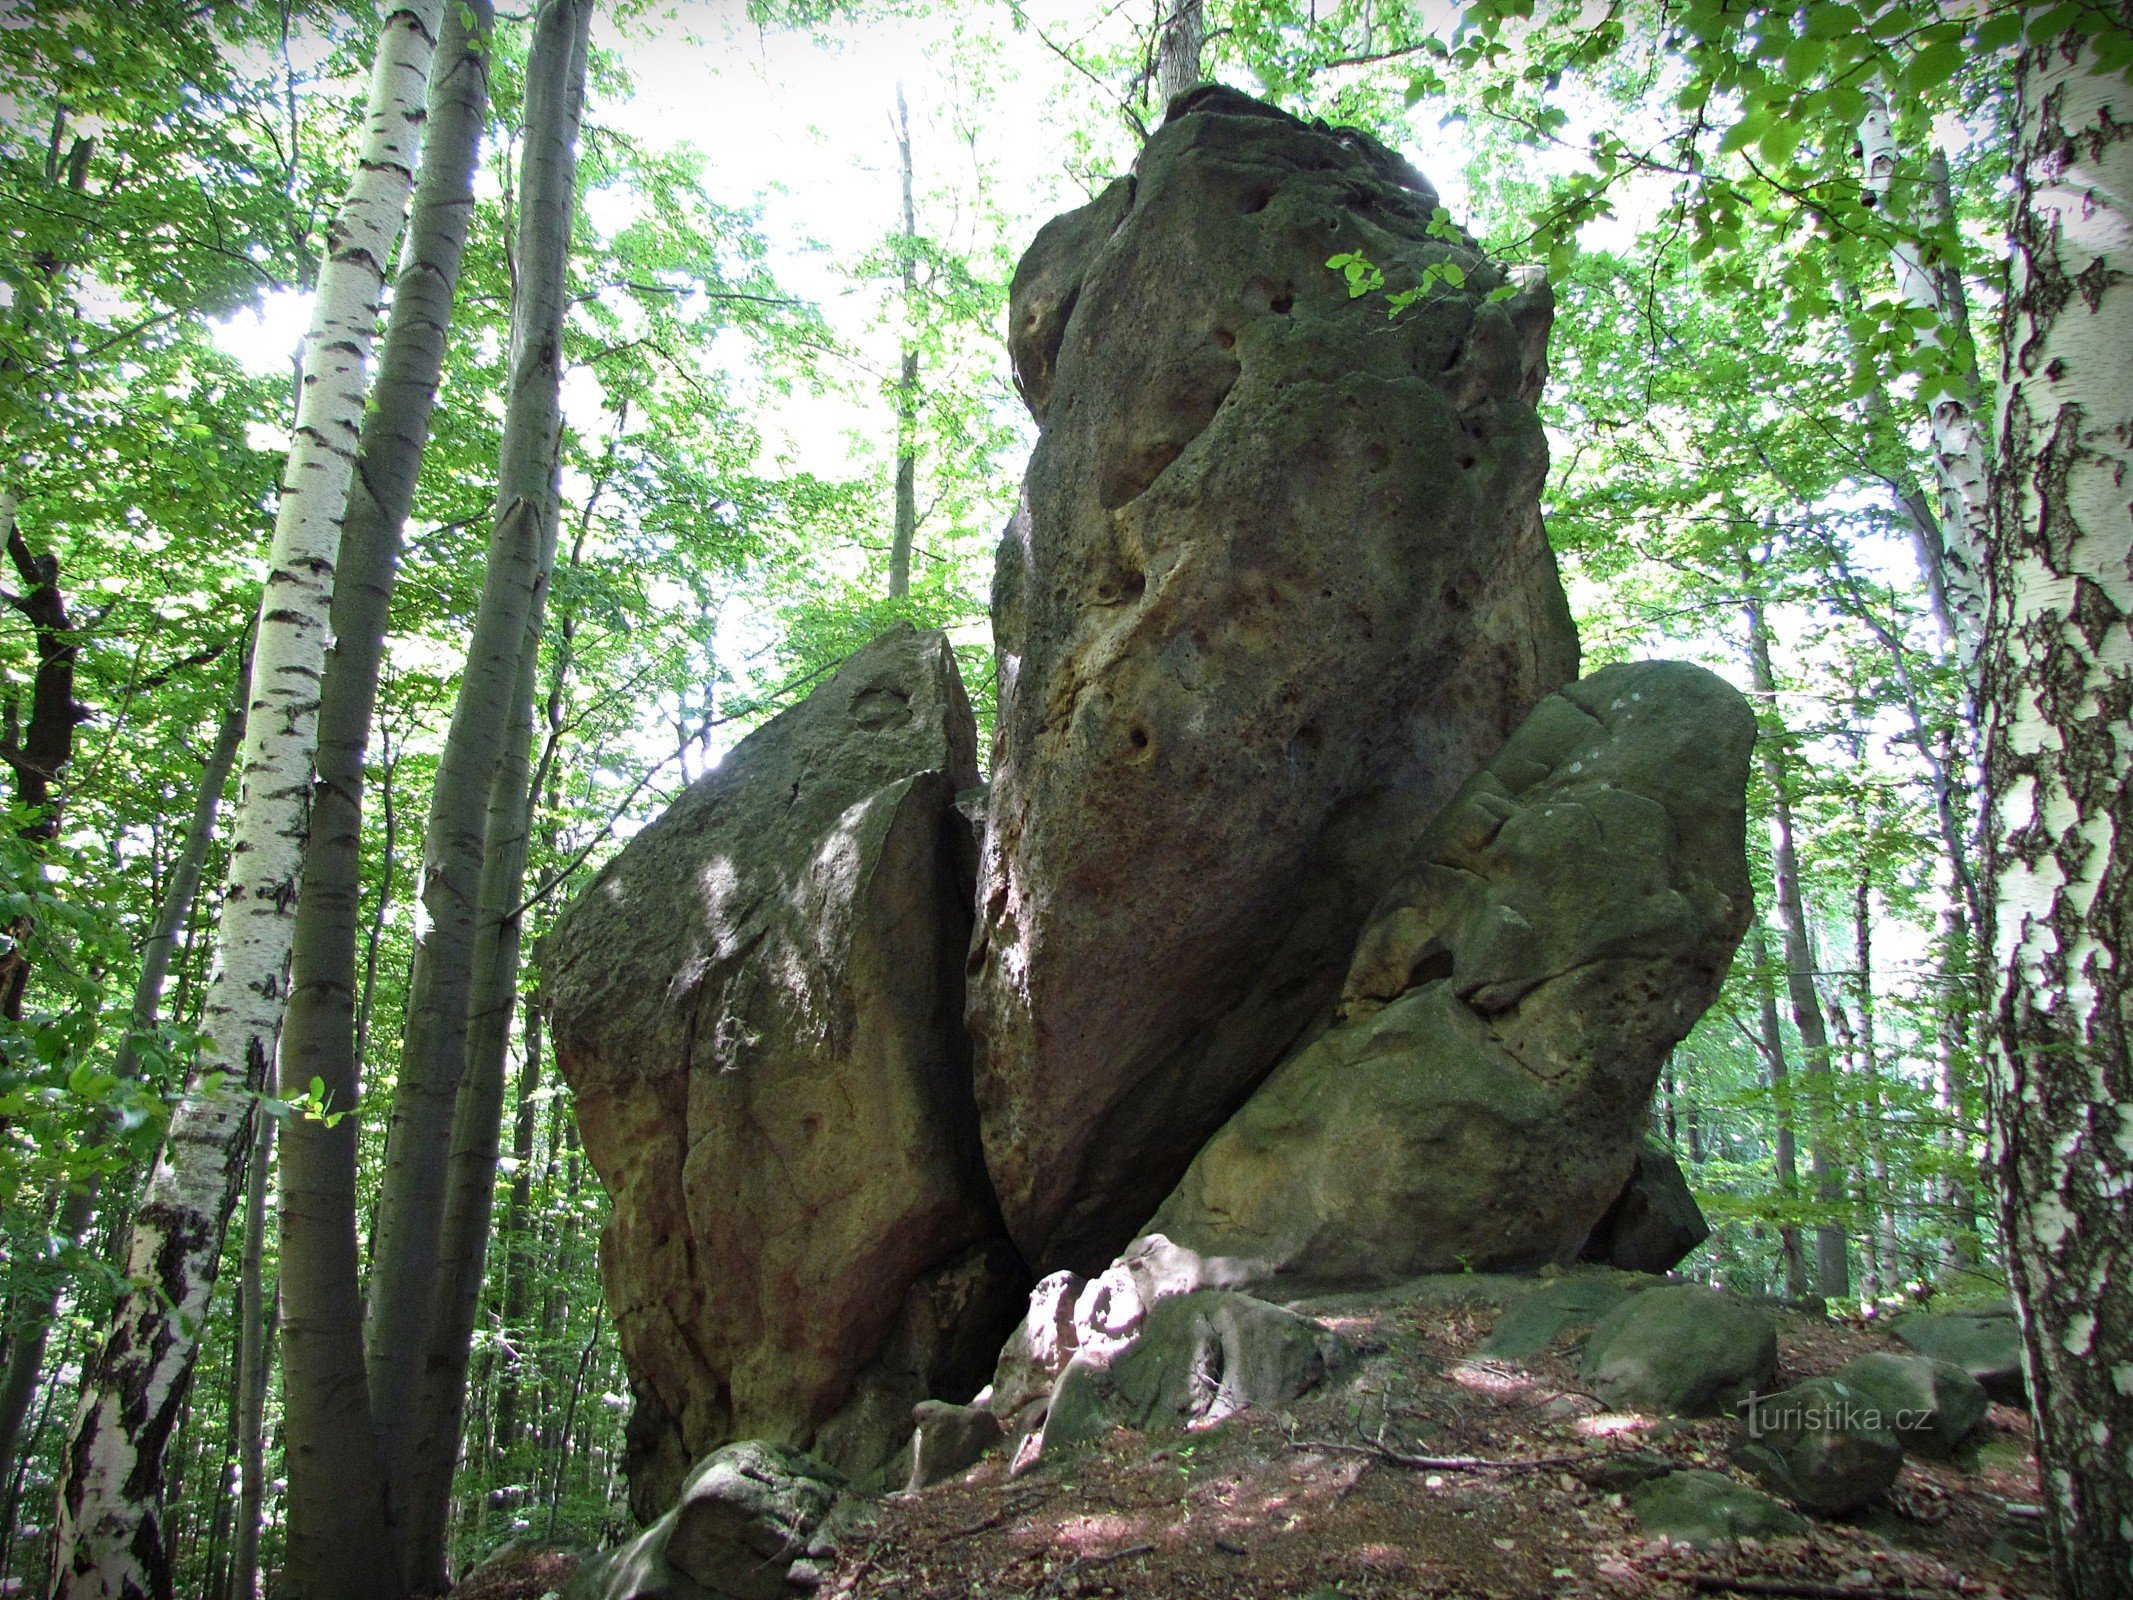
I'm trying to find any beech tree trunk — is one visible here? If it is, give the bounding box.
[274,4,489,1593]
[46,12,441,1595]
[1750,921,1810,1299]
[890,81,918,600]
[364,0,590,1568]
[400,634,543,1593]
[1981,16,2133,1596]
[0,676,242,1492]
[1744,588,1851,1301]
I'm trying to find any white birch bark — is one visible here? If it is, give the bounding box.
[1982,15,2133,1599]
[46,8,443,1597]
[1858,93,1990,658]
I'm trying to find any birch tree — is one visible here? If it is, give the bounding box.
[46,7,443,1596]
[1981,13,2133,1596]
[1857,93,1989,657]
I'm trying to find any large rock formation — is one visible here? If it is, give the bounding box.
[1143,661,1755,1287]
[970,84,1580,1273]
[546,627,1023,1515]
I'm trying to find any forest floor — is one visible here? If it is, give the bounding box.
[819,1290,2050,1600]
[453,1289,2051,1600]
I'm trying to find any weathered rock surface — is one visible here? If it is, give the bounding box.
[1145,662,1755,1287]
[1627,1469,1805,1548]
[547,627,1023,1515]
[1832,1352,1989,1459]
[1581,1139,1711,1273]
[1581,1285,1778,1416]
[1893,1309,2026,1402]
[904,1401,1005,1492]
[1737,1376,1904,1514]
[1035,1291,1348,1460]
[1477,1273,1642,1361]
[971,83,1581,1273]
[565,1442,866,1600]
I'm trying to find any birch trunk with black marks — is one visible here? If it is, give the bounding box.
[890,81,918,599]
[0,677,241,1494]
[1859,94,1990,657]
[1744,590,1851,1301]
[363,2,590,1566]
[46,11,441,1595]
[274,5,489,1593]
[1982,17,2133,1596]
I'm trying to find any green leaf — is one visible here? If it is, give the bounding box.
[1905,38,1966,92]
[1803,4,1860,39]
[1973,12,2024,51]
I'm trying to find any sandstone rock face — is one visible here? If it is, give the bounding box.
[1145,662,1755,1287]
[971,84,1581,1273]
[547,627,1022,1516]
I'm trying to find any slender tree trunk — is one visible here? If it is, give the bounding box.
[0,502,84,1022]
[1154,0,1205,104]
[492,989,545,1458]
[1935,903,1984,1275]
[889,82,918,599]
[1743,588,1851,1301]
[1859,94,1990,659]
[274,6,489,1594]
[404,392,610,1589]
[46,12,442,1595]
[0,679,242,1489]
[399,619,545,1593]
[365,0,590,1565]
[1750,922,1810,1299]
[1982,18,2133,1596]
[1849,875,1899,1295]
[226,1091,274,1600]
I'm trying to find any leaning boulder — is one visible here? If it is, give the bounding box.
[1146,662,1755,1287]
[1581,1139,1710,1273]
[970,83,1581,1273]
[547,627,1023,1515]
[1580,1285,1778,1416]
